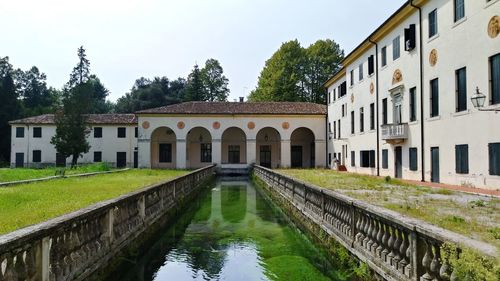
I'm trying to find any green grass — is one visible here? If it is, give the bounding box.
[0,169,187,235]
[277,169,500,248]
[0,162,115,183]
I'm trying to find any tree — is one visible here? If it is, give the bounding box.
[200,59,229,101]
[16,66,58,116]
[51,85,92,167]
[0,57,21,163]
[185,64,206,101]
[249,39,344,104]
[87,75,110,113]
[68,46,90,87]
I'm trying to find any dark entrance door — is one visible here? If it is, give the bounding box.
[260,145,272,168]
[15,153,24,168]
[291,146,303,168]
[116,152,127,168]
[56,153,66,167]
[431,147,440,183]
[133,151,138,168]
[395,146,402,178]
[228,145,240,164]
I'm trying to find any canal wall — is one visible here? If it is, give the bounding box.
[0,165,216,281]
[253,165,497,281]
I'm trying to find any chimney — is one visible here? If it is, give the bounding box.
[239,97,244,103]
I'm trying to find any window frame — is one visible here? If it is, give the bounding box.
[94,127,103,138]
[32,150,42,163]
[382,149,389,169]
[454,0,465,22]
[159,143,172,163]
[369,103,375,130]
[410,87,417,122]
[117,127,126,138]
[33,127,42,138]
[16,127,25,138]
[488,143,500,176]
[382,98,388,125]
[430,78,439,117]
[455,144,469,174]
[381,46,387,67]
[200,143,212,163]
[350,110,355,134]
[409,147,418,171]
[94,151,102,163]
[455,67,467,112]
[359,63,364,81]
[393,36,401,60]
[359,107,364,133]
[429,9,438,38]
[490,53,500,105]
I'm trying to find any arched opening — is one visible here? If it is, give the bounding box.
[256,127,281,168]
[221,127,247,164]
[186,127,212,169]
[150,127,176,169]
[290,127,315,168]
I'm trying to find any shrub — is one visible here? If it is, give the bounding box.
[384,176,391,183]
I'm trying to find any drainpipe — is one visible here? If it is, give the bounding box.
[410,0,425,182]
[368,39,380,177]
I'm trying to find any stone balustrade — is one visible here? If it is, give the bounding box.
[254,165,497,281]
[0,165,215,281]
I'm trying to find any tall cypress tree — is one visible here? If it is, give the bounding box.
[185,64,206,101]
[0,57,20,163]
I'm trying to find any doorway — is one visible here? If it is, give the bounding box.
[56,153,66,167]
[228,145,240,164]
[133,151,138,168]
[395,146,402,178]
[431,147,440,183]
[393,93,402,124]
[116,152,127,168]
[15,153,24,168]
[291,146,303,168]
[259,145,271,168]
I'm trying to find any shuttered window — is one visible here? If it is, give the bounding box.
[359,64,364,81]
[489,143,500,176]
[430,78,439,117]
[393,36,400,60]
[351,111,355,134]
[382,149,388,169]
[491,53,500,105]
[368,55,375,75]
[455,144,469,174]
[381,47,387,67]
[410,87,417,122]
[33,150,42,163]
[370,103,375,130]
[454,0,464,22]
[456,67,467,112]
[429,9,438,38]
[409,147,418,171]
[360,107,364,133]
[382,98,388,125]
[351,151,355,167]
[94,151,102,163]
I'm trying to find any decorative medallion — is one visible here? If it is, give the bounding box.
[141,121,150,129]
[488,15,500,39]
[177,121,185,129]
[282,122,290,130]
[370,82,375,95]
[350,94,355,103]
[429,49,438,67]
[392,69,403,85]
[212,121,220,129]
[247,121,255,130]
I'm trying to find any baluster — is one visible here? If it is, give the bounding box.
[362,215,371,248]
[14,251,27,280]
[392,228,402,269]
[355,212,364,244]
[386,225,395,265]
[398,230,410,274]
[2,255,18,281]
[381,223,390,262]
[370,218,379,254]
[375,221,384,258]
[420,240,435,281]
[430,244,442,281]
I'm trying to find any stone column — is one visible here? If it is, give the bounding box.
[280,139,291,168]
[246,139,257,165]
[315,140,327,168]
[138,139,151,168]
[212,139,222,166]
[176,139,186,169]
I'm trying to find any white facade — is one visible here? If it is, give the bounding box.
[326,0,500,189]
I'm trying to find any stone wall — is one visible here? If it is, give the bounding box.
[0,165,215,281]
[253,165,497,281]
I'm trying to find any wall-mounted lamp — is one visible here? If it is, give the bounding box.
[471,87,499,112]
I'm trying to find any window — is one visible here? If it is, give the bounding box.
[333,88,336,101]
[404,24,416,51]
[455,144,469,174]
[328,92,331,104]
[342,104,346,117]
[16,127,24,138]
[33,127,42,138]
[409,148,418,171]
[351,111,355,134]
[410,87,417,122]
[135,127,138,138]
[328,122,331,133]
[333,121,337,139]
[368,55,375,75]
[360,150,375,168]
[359,64,363,81]
[454,0,464,22]
[201,143,212,163]
[351,151,355,167]
[430,78,439,117]
[429,9,438,38]
[350,70,354,86]
[228,145,240,164]
[490,53,500,105]
[382,98,388,125]
[359,107,364,133]
[117,127,126,138]
[370,103,375,130]
[456,67,467,112]
[393,36,400,60]
[33,150,41,163]
[159,143,172,163]
[340,82,347,97]
[338,120,341,139]
[489,143,500,176]
[382,149,388,169]
[94,151,102,163]
[381,46,387,67]
[94,127,103,138]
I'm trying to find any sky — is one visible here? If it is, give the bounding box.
[1,0,407,102]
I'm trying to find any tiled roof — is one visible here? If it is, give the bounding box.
[136,101,327,115]
[9,114,137,125]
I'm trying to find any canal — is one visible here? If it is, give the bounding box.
[104,179,354,281]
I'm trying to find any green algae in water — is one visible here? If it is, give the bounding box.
[104,180,355,281]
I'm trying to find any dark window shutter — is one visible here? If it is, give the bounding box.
[368,55,374,75]
[370,150,375,168]
[405,24,416,51]
[489,143,500,175]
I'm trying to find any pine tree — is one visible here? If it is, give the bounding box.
[68,46,90,87]
[185,64,206,101]
[201,59,229,101]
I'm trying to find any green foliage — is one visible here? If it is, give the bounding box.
[184,64,206,101]
[0,169,187,234]
[442,243,500,281]
[384,176,391,183]
[200,58,230,101]
[249,39,344,104]
[0,163,114,183]
[68,46,91,87]
[0,57,21,163]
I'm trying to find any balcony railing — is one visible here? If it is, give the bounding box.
[381,123,409,141]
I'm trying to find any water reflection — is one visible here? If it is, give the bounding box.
[105,179,347,281]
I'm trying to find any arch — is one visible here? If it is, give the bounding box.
[290,127,315,168]
[186,127,213,169]
[256,127,281,168]
[150,126,177,169]
[221,127,247,164]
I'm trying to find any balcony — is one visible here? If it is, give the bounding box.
[381,123,409,144]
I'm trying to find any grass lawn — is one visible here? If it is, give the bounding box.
[277,169,500,248]
[0,169,188,235]
[0,163,116,183]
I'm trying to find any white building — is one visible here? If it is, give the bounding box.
[325,0,500,189]
[9,102,327,170]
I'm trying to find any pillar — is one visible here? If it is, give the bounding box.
[280,139,291,168]
[246,139,256,165]
[176,139,186,169]
[212,139,222,165]
[315,140,327,168]
[138,139,151,168]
